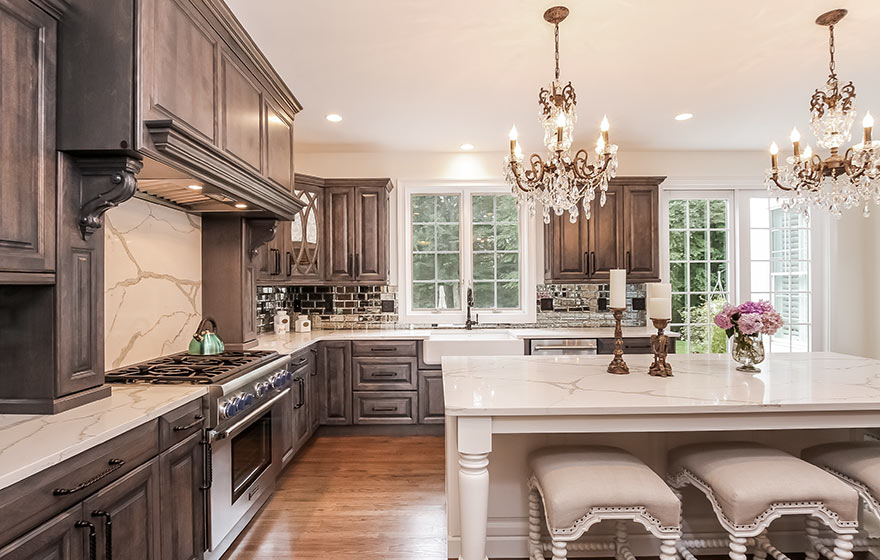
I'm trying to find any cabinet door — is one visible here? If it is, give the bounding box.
[0,505,85,560]
[308,354,321,433]
[318,341,352,425]
[589,186,624,281]
[546,209,590,281]
[276,388,294,468]
[623,184,660,282]
[0,0,56,273]
[292,370,310,453]
[265,101,294,193]
[288,184,322,282]
[220,51,262,173]
[255,224,285,284]
[82,459,161,560]
[353,186,388,282]
[417,370,445,425]
[324,188,356,282]
[159,433,205,560]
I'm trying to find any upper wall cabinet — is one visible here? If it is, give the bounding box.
[56,0,304,220]
[0,0,57,275]
[544,177,665,284]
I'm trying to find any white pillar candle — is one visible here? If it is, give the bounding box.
[609,269,627,309]
[645,282,671,317]
[649,297,672,320]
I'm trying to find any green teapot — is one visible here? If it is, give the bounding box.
[188,317,225,355]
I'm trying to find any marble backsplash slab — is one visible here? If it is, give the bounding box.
[104,198,202,369]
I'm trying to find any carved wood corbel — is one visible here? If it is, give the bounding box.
[74,156,143,239]
[246,218,279,259]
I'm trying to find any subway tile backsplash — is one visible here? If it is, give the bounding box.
[256,283,645,333]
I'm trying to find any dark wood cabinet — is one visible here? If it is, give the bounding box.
[159,433,205,560]
[544,177,664,284]
[324,179,393,285]
[417,370,445,425]
[291,364,311,453]
[308,349,322,433]
[81,459,161,560]
[0,0,57,276]
[0,506,85,560]
[318,341,352,425]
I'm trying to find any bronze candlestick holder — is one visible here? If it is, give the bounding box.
[648,318,673,377]
[607,308,630,375]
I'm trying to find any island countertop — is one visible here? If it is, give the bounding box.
[441,352,880,417]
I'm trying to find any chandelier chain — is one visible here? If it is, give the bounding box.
[828,24,836,77]
[554,23,560,80]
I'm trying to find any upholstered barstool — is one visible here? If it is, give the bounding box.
[668,442,860,560]
[528,446,682,560]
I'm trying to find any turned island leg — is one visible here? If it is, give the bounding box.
[457,416,492,560]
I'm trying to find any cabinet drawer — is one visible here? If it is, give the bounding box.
[352,391,417,425]
[0,419,159,546]
[351,340,417,357]
[159,398,205,451]
[352,357,417,390]
[289,345,317,371]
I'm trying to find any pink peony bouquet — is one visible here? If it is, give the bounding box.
[713,299,783,338]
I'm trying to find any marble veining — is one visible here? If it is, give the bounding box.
[441,352,880,416]
[0,385,206,490]
[104,198,202,368]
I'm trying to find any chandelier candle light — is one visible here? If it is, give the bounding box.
[766,9,880,218]
[505,6,619,224]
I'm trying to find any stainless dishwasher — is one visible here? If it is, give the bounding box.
[528,338,598,355]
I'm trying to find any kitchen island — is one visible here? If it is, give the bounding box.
[442,352,880,560]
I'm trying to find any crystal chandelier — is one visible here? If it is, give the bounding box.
[766,9,879,219]
[504,6,619,224]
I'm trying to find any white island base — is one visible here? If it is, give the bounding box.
[442,352,880,560]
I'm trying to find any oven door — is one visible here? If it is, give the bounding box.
[207,387,289,551]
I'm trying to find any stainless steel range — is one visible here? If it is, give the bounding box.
[106,349,294,558]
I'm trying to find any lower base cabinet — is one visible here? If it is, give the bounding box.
[159,433,205,560]
[0,506,86,560]
[417,370,445,424]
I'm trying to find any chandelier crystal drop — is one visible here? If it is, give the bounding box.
[766,9,880,219]
[504,6,619,224]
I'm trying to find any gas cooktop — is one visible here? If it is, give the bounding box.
[105,350,279,385]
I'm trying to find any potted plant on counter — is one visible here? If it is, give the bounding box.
[713,300,784,372]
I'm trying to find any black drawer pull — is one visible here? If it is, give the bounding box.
[53,459,125,496]
[92,511,112,560]
[370,372,398,377]
[371,406,398,412]
[294,357,308,366]
[369,347,396,352]
[173,414,204,432]
[76,521,97,560]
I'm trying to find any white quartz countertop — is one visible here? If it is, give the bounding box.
[255,326,665,354]
[0,385,207,490]
[441,352,880,416]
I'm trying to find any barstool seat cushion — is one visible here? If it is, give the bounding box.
[803,441,880,503]
[529,446,680,531]
[669,442,859,527]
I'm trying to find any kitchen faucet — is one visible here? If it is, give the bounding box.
[465,287,477,330]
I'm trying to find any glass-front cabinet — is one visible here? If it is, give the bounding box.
[288,185,322,281]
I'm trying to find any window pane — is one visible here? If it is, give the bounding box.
[472,196,494,223]
[709,200,728,229]
[497,253,518,280]
[413,253,435,281]
[472,225,493,251]
[412,283,435,310]
[496,224,519,251]
[688,200,707,228]
[495,196,518,222]
[437,253,460,281]
[436,195,459,222]
[436,224,459,251]
[412,196,435,223]
[669,200,686,229]
[473,282,494,308]
[672,293,687,324]
[750,229,770,260]
[709,262,728,292]
[437,283,460,309]
[751,261,770,292]
[669,231,686,261]
[497,282,520,308]
[670,262,686,292]
[750,197,770,228]
[413,225,434,252]
[709,230,726,261]
[689,262,707,292]
[473,253,494,280]
[689,231,707,260]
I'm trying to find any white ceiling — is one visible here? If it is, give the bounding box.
[227,0,880,153]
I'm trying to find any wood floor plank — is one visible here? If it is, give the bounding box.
[220,435,447,559]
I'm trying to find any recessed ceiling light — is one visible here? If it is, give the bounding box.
[675,113,694,121]
[325,113,343,123]
[234,203,248,209]
[187,184,203,191]
[460,143,475,151]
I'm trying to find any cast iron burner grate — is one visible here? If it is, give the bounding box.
[106,350,278,385]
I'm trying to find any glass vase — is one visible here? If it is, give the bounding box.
[731,333,765,373]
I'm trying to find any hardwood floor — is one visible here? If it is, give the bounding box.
[221,434,447,559]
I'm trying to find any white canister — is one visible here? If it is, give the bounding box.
[274,310,291,334]
[294,314,311,333]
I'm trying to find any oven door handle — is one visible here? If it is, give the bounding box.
[209,388,291,442]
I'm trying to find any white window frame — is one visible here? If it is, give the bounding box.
[659,180,829,353]
[397,180,536,325]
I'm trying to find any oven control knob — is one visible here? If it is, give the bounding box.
[220,401,237,419]
[242,392,254,406]
[271,374,283,388]
[255,381,269,397]
[230,396,243,412]
[283,370,293,383]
